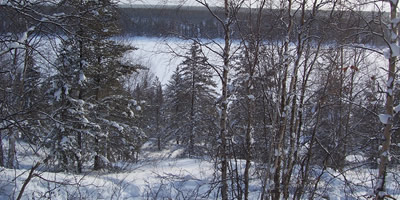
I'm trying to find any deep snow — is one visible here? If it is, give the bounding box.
[1,138,400,199]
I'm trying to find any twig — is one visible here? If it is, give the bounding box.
[16,162,40,200]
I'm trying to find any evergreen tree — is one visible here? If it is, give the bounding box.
[146,78,164,151]
[45,0,143,172]
[164,67,186,146]
[128,72,165,151]
[164,42,217,156]
[46,38,92,172]
[86,40,144,170]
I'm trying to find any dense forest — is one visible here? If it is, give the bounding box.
[0,4,386,44]
[1,0,400,199]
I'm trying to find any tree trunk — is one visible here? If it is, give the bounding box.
[293,104,322,200]
[219,0,231,199]
[272,1,294,199]
[76,131,82,173]
[156,105,161,151]
[7,130,16,169]
[0,131,3,166]
[157,137,161,151]
[220,53,229,200]
[189,71,196,157]
[16,162,40,200]
[375,1,397,199]
[243,71,253,200]
[292,44,319,199]
[76,30,85,174]
[7,49,19,169]
[294,62,331,199]
[238,3,264,199]
[94,137,104,171]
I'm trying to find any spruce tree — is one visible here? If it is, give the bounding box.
[165,42,217,156]
[164,67,186,146]
[46,0,143,172]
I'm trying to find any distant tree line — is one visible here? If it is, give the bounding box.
[0,5,386,45]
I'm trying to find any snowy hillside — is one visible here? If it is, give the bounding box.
[2,140,400,199]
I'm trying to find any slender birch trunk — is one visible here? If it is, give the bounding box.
[375,1,398,198]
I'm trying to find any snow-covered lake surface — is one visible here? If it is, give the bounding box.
[122,36,228,86]
[122,37,181,85]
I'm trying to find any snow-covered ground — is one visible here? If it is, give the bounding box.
[1,158,215,199]
[0,139,216,199]
[1,139,400,199]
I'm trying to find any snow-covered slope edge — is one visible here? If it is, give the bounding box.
[1,139,399,199]
[0,158,215,199]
